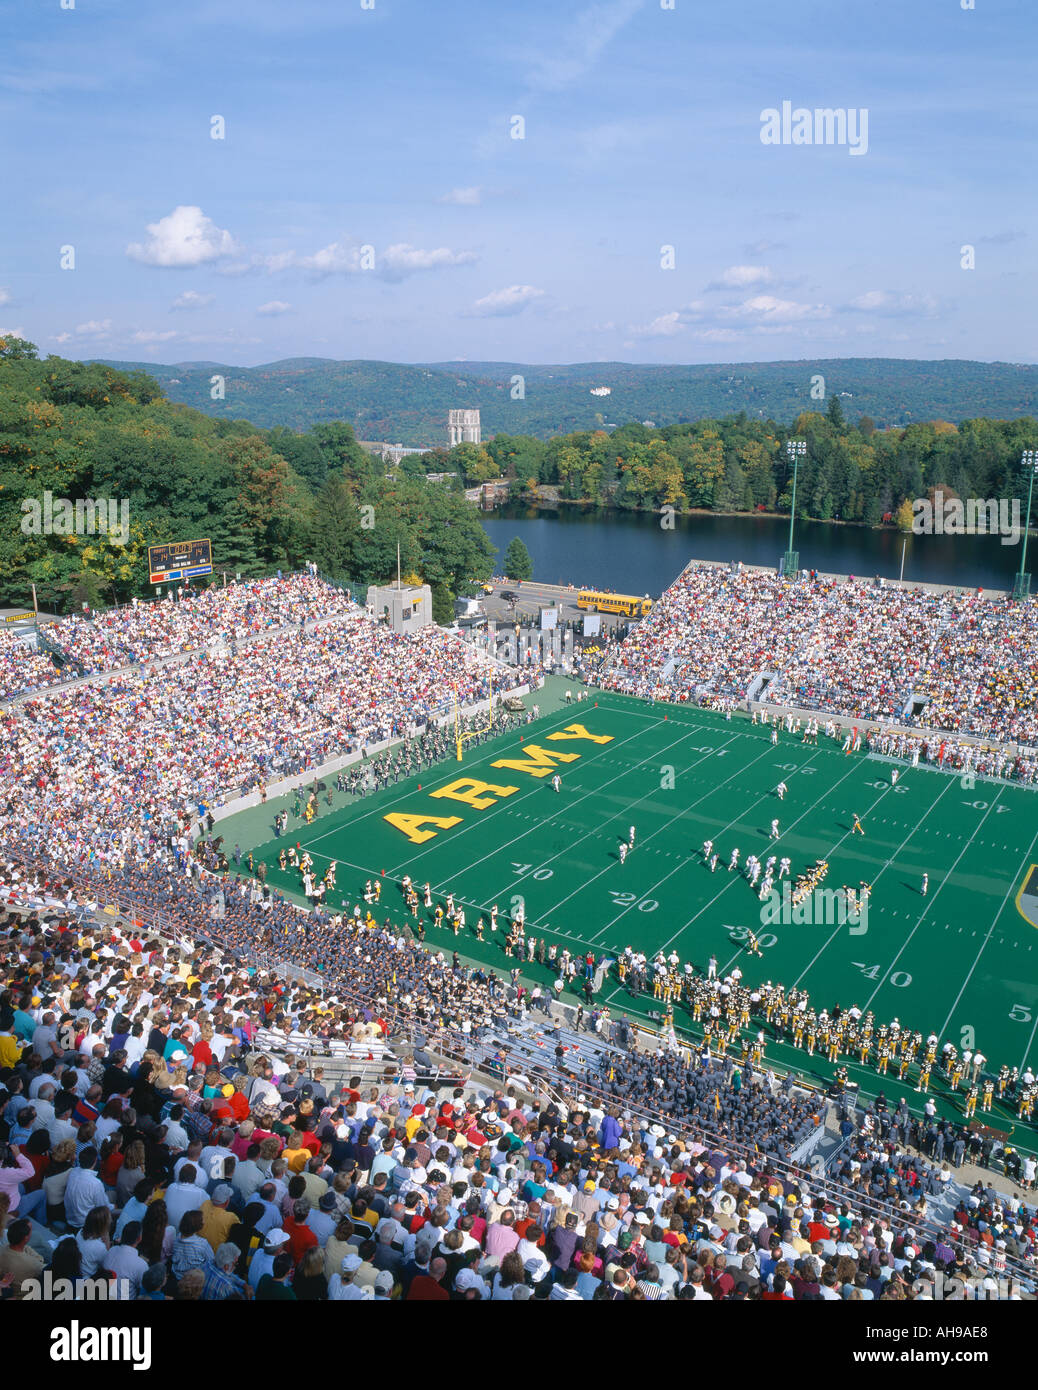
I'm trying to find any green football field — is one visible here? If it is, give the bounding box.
[238,692,1038,1133]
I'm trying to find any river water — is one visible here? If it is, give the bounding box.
[481,506,1029,595]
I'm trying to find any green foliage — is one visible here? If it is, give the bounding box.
[503,537,533,582]
[87,353,1038,444]
[430,582,454,626]
[0,349,494,618]
[5,338,1037,619]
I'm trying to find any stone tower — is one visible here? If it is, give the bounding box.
[447,408,481,447]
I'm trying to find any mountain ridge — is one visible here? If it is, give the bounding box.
[85,356,1038,445]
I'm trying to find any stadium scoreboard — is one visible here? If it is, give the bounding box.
[148,538,213,584]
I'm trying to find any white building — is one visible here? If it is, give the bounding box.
[448,409,481,446]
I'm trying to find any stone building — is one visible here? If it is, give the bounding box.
[447,408,481,446]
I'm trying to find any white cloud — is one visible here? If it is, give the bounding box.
[0,287,10,307]
[74,319,113,337]
[846,290,938,317]
[520,0,647,92]
[630,311,684,338]
[127,205,238,268]
[718,295,831,324]
[707,265,774,291]
[171,290,214,311]
[260,250,301,274]
[468,284,545,317]
[257,300,292,316]
[131,329,179,343]
[1,326,26,339]
[438,187,481,205]
[50,332,72,344]
[380,244,478,282]
[689,328,742,343]
[295,241,365,275]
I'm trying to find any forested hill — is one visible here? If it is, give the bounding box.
[87,356,1038,445]
[2,336,1037,616]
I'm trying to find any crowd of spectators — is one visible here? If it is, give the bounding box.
[0,580,520,863]
[598,564,1038,748]
[1,567,1035,1305]
[46,574,358,675]
[0,886,1035,1303]
[0,630,63,704]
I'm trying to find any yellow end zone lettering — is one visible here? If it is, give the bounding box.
[546,724,615,744]
[490,745,581,778]
[428,778,520,809]
[383,812,463,844]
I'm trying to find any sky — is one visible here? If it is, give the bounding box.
[2,0,1036,368]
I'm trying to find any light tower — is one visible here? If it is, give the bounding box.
[1012,449,1038,600]
[781,438,806,577]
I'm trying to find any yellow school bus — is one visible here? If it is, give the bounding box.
[576,590,653,617]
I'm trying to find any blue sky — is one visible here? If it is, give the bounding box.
[2,0,1035,367]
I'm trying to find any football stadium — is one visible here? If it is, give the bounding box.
[4,0,1037,1332]
[3,561,1038,1312]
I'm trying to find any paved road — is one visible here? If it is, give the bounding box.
[480,580,639,631]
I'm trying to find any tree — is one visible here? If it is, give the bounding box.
[311,473,361,580]
[503,537,533,582]
[0,336,39,361]
[826,395,846,430]
[894,498,915,532]
[430,582,454,626]
[448,441,497,486]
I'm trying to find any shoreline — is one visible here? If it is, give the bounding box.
[487,494,1037,539]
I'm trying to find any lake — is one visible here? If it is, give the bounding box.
[481,505,1030,594]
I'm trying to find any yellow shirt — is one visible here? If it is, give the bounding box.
[200,1201,239,1252]
[284,1146,310,1174]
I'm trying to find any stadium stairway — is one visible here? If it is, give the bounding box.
[480,1013,624,1081]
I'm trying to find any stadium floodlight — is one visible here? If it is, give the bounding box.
[1012,450,1038,600]
[781,439,807,578]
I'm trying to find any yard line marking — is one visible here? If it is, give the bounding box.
[644,755,865,974]
[390,715,681,877]
[933,820,1038,1060]
[790,772,958,988]
[861,786,1007,1013]
[585,747,824,944]
[519,733,772,928]
[475,726,738,905]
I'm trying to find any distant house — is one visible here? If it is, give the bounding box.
[465,479,510,508]
[360,441,434,464]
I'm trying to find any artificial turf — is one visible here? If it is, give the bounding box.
[229,691,1038,1138]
